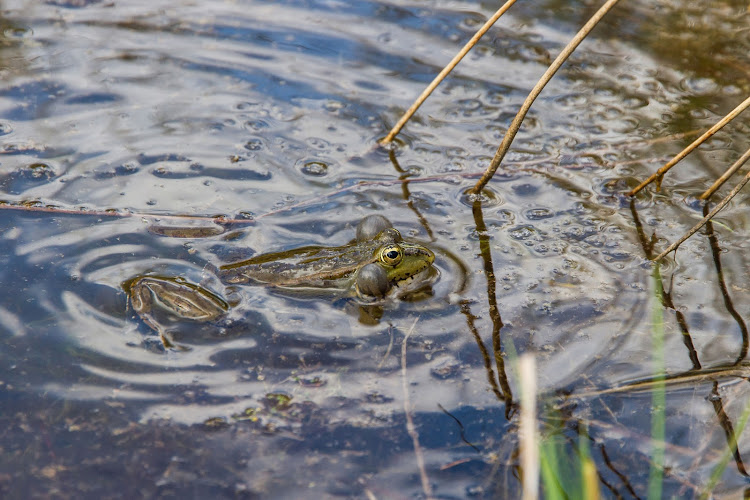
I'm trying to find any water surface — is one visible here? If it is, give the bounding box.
[1,0,750,497]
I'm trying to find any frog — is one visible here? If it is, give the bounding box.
[218,215,435,297]
[126,215,436,349]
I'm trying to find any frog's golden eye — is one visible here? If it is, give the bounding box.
[379,244,403,266]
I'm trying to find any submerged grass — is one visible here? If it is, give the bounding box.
[535,413,600,499]
[648,266,666,499]
[526,266,668,499]
[701,399,750,498]
[538,432,564,500]
[519,355,539,500]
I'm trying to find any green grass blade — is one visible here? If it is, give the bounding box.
[701,399,750,499]
[648,266,666,500]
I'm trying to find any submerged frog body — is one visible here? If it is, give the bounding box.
[127,215,436,348]
[127,275,229,350]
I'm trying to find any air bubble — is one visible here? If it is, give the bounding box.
[459,186,503,208]
[300,161,329,177]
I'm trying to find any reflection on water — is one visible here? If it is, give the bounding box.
[0,0,749,497]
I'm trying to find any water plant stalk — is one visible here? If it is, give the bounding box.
[628,95,750,197]
[470,0,623,194]
[699,144,750,200]
[653,168,750,261]
[380,0,517,144]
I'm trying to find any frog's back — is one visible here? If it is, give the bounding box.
[219,239,384,287]
[218,224,414,290]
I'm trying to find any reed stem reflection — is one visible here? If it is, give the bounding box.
[461,197,514,416]
[703,202,749,364]
[629,199,701,369]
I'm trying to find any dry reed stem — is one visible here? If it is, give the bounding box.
[653,169,750,262]
[0,200,254,225]
[699,145,750,200]
[628,95,750,197]
[380,0,517,145]
[519,354,539,500]
[400,318,434,500]
[470,0,623,195]
[565,366,750,400]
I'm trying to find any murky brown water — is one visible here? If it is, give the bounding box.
[1,0,749,497]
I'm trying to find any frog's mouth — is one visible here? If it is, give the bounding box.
[389,265,439,297]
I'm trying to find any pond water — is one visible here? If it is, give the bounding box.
[1,0,749,497]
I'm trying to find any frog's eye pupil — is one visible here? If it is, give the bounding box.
[386,250,399,259]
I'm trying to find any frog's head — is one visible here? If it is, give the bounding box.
[355,235,435,298]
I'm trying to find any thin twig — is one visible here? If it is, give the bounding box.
[470,0,623,194]
[376,325,395,370]
[619,129,702,148]
[401,317,434,500]
[437,403,481,452]
[699,145,750,200]
[628,95,750,197]
[653,169,750,261]
[380,0,517,145]
[519,354,539,500]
